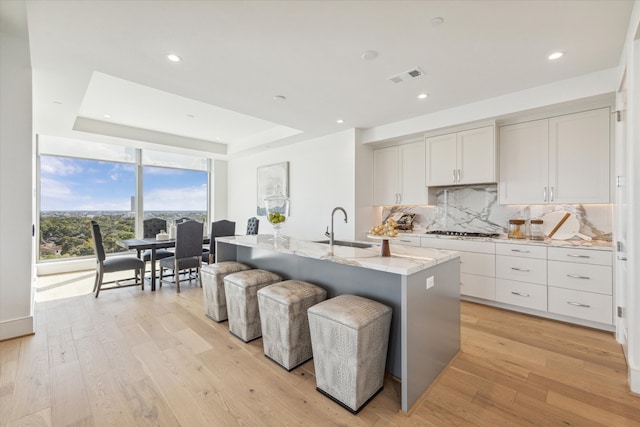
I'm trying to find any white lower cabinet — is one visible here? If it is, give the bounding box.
[461,273,495,300]
[496,256,547,285]
[547,247,612,325]
[547,287,613,324]
[393,235,422,247]
[495,244,547,311]
[420,237,614,329]
[496,279,547,311]
[421,237,495,300]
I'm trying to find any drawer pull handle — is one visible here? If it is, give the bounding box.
[511,249,530,253]
[567,274,590,280]
[567,301,591,308]
[511,291,530,297]
[567,254,590,259]
[618,255,627,261]
[511,267,530,272]
[399,240,410,243]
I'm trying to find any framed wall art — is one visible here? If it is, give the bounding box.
[256,161,289,216]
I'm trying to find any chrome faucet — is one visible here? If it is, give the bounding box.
[325,207,348,246]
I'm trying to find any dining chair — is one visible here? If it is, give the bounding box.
[246,217,259,235]
[203,219,236,264]
[142,218,174,261]
[90,220,145,298]
[159,220,203,293]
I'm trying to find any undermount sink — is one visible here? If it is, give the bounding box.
[314,239,377,249]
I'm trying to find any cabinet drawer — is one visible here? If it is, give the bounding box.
[460,252,495,276]
[460,273,495,300]
[548,261,612,294]
[547,247,612,266]
[422,237,495,254]
[496,255,547,285]
[496,243,546,259]
[548,287,613,325]
[496,279,547,311]
[394,235,421,247]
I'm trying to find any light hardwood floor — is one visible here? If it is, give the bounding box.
[1,273,639,426]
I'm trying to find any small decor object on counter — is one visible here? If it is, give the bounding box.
[156,230,169,241]
[508,219,526,239]
[530,219,544,240]
[369,217,399,237]
[264,184,290,240]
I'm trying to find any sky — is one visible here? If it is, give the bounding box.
[40,156,207,211]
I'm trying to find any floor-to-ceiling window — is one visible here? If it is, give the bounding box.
[37,136,210,261]
[142,149,208,228]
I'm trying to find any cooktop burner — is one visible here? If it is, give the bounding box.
[425,230,499,238]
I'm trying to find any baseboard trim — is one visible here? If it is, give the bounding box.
[0,315,34,341]
[630,363,640,395]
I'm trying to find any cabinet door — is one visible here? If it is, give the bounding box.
[373,146,399,205]
[499,119,549,204]
[457,126,496,184]
[549,108,610,204]
[399,141,426,205]
[426,133,457,186]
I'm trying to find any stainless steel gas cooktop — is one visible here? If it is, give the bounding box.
[425,230,499,238]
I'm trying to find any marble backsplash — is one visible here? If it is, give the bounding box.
[381,185,612,241]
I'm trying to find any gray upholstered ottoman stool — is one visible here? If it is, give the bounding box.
[201,262,251,322]
[257,280,327,371]
[308,294,392,414]
[224,269,282,342]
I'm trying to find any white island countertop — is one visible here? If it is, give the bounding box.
[216,234,459,276]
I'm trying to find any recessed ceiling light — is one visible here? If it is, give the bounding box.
[273,95,287,102]
[418,93,428,100]
[361,50,378,61]
[336,119,344,124]
[167,54,181,62]
[548,51,564,60]
[431,17,444,26]
[103,114,111,119]
[216,137,222,140]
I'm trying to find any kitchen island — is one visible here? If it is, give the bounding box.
[215,235,460,413]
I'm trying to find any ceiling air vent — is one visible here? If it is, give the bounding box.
[387,67,425,85]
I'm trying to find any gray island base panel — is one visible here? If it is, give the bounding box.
[215,235,460,413]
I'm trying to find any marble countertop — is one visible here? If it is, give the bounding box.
[410,232,613,251]
[216,235,459,276]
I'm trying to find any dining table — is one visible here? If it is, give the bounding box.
[117,236,210,291]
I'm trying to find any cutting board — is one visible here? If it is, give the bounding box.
[542,211,590,240]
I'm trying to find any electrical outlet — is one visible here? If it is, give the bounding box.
[426,276,434,290]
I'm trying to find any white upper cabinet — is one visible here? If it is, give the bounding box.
[499,119,549,204]
[373,140,426,206]
[373,146,399,206]
[499,108,610,205]
[426,126,496,186]
[548,108,610,204]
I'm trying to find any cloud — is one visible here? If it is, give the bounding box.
[40,157,83,176]
[144,184,207,211]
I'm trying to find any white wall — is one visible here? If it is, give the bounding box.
[0,1,34,340]
[227,129,361,241]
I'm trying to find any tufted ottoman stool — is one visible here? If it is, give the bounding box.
[308,294,392,414]
[201,262,251,322]
[257,280,327,371]
[224,269,282,342]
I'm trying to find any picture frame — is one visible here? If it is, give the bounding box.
[256,161,289,216]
